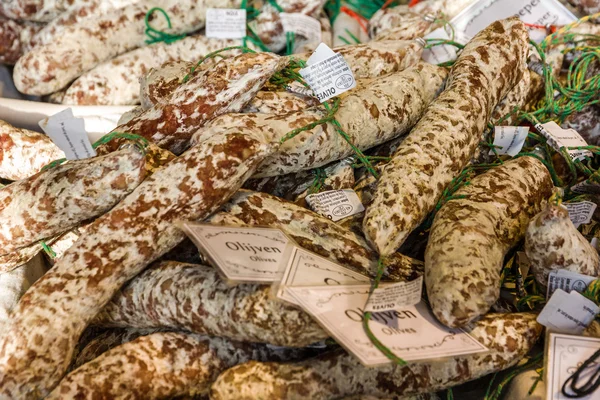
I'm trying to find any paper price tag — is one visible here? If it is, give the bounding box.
[564,201,597,228]
[287,285,488,366]
[536,121,592,161]
[537,289,599,335]
[546,333,600,400]
[39,108,96,160]
[178,222,293,283]
[365,276,423,312]
[277,247,369,304]
[489,126,528,157]
[205,8,246,39]
[305,189,364,222]
[422,0,576,64]
[547,270,597,299]
[299,43,356,102]
[571,180,600,195]
[280,13,321,43]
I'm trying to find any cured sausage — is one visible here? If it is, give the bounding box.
[0,130,275,398]
[1,0,134,22]
[425,157,553,328]
[363,18,529,256]
[0,17,43,65]
[525,203,600,292]
[139,59,194,109]
[94,261,328,347]
[210,312,542,400]
[0,147,146,254]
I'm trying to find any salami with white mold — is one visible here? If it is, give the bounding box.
[0,129,275,398]
[425,157,553,328]
[0,17,43,65]
[525,203,600,292]
[210,312,542,400]
[364,18,529,256]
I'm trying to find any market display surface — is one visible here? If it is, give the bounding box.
[0,0,600,399]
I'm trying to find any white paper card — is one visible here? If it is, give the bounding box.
[422,0,577,64]
[299,43,356,102]
[571,180,600,195]
[365,276,423,312]
[280,13,321,43]
[305,189,365,222]
[178,222,293,283]
[489,126,529,156]
[205,8,247,39]
[287,285,488,366]
[536,121,592,161]
[39,108,96,160]
[537,289,599,335]
[564,201,597,228]
[277,246,370,304]
[547,270,597,298]
[546,333,600,400]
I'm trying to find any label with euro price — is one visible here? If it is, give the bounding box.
[364,276,423,312]
[205,8,247,39]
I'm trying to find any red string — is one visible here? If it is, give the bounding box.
[340,6,368,32]
[524,22,558,33]
[382,0,397,9]
[408,0,421,7]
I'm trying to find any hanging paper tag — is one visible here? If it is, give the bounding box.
[38,108,96,160]
[178,222,294,283]
[536,121,592,161]
[205,8,247,39]
[489,126,529,157]
[299,43,356,102]
[305,189,365,222]
[571,180,600,195]
[537,289,599,335]
[547,270,597,299]
[546,333,600,400]
[287,285,488,366]
[364,276,423,312]
[280,13,321,43]
[422,0,576,64]
[277,246,369,304]
[564,201,597,228]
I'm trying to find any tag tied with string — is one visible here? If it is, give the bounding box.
[205,8,247,39]
[39,109,96,160]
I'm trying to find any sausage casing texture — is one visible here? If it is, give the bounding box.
[0,130,275,399]
[108,52,287,155]
[0,120,64,181]
[47,332,316,399]
[210,312,542,400]
[0,17,43,65]
[363,18,529,256]
[94,261,327,347]
[13,0,242,95]
[425,157,553,328]
[0,147,146,254]
[525,203,600,292]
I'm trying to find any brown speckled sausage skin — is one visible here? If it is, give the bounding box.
[425,157,553,328]
[94,261,327,347]
[562,105,600,146]
[108,52,288,155]
[525,204,600,292]
[0,131,275,399]
[0,17,43,64]
[48,332,316,400]
[0,120,64,181]
[210,313,541,400]
[0,147,146,254]
[364,18,529,256]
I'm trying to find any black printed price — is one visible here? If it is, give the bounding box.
[316,87,336,101]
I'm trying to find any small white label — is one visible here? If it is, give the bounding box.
[489,126,529,157]
[280,13,321,43]
[365,276,423,312]
[277,246,370,304]
[287,285,488,366]
[564,201,597,228]
[537,289,599,335]
[571,180,600,195]
[547,270,597,299]
[178,222,293,283]
[422,0,577,64]
[205,8,247,39]
[546,333,600,400]
[39,109,96,160]
[536,121,592,161]
[305,189,365,222]
[299,43,356,102]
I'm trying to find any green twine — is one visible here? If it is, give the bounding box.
[446,388,454,400]
[144,7,186,45]
[483,353,544,400]
[362,256,407,366]
[423,38,465,50]
[40,241,56,259]
[182,45,257,84]
[286,31,296,55]
[583,279,600,305]
[308,168,327,194]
